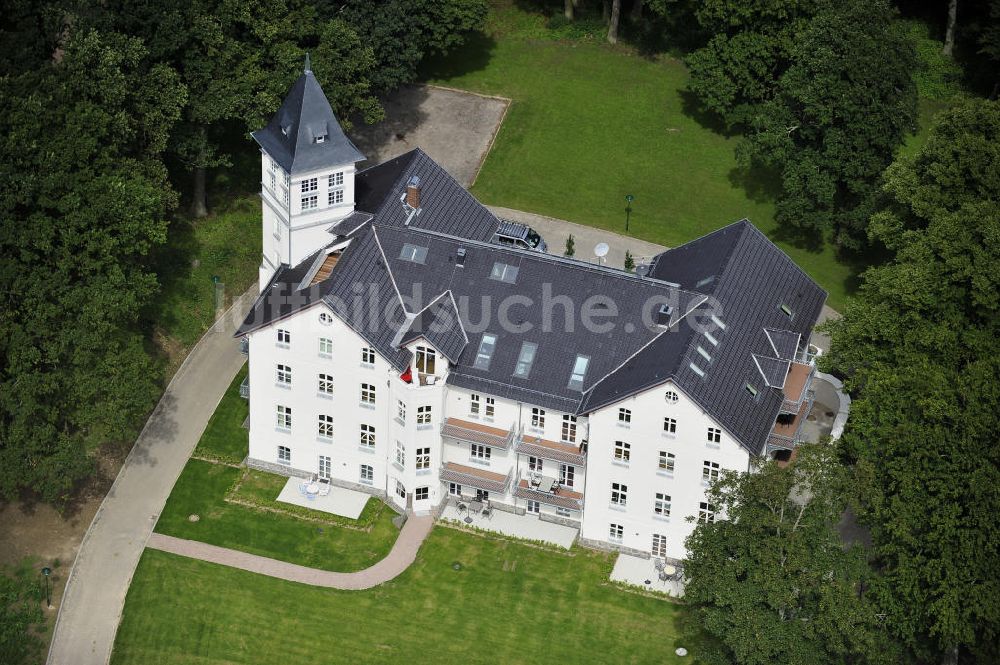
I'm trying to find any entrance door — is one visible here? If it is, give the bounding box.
[318,455,332,480]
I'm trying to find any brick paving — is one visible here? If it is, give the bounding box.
[146,514,435,590]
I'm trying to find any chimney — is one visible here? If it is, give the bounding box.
[456,247,467,267]
[656,303,673,327]
[406,175,421,209]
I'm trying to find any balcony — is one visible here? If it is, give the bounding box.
[441,418,515,450]
[779,360,815,414]
[512,474,584,511]
[439,462,511,493]
[767,394,813,453]
[515,434,586,467]
[239,377,250,400]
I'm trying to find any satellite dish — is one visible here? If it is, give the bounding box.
[594,243,610,258]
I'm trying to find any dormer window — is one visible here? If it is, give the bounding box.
[315,134,328,143]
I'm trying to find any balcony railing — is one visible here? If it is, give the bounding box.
[239,377,250,400]
[514,434,586,466]
[512,473,584,510]
[780,361,816,414]
[439,462,511,493]
[239,336,249,355]
[767,391,814,453]
[441,418,515,450]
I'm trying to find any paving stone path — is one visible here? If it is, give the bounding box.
[146,514,434,590]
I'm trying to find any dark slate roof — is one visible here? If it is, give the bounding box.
[365,149,501,242]
[582,219,827,454]
[764,328,800,360]
[236,250,332,335]
[753,354,791,388]
[397,291,468,364]
[328,211,373,238]
[354,151,417,214]
[252,68,365,175]
[333,224,706,413]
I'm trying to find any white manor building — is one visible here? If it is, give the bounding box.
[237,63,827,562]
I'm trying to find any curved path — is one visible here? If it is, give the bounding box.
[146,514,434,589]
[47,290,256,665]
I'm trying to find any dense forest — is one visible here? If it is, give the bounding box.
[1,1,997,663]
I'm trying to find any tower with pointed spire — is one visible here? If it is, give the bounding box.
[251,55,366,291]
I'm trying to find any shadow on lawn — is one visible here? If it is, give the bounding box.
[678,88,738,138]
[420,31,497,82]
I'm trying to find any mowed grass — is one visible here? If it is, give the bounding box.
[113,529,690,665]
[424,4,862,310]
[154,459,399,572]
[192,363,249,465]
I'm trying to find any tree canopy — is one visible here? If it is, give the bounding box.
[0,30,185,502]
[822,99,1000,662]
[683,444,897,665]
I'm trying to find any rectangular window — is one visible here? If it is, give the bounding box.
[318,373,333,394]
[780,304,794,319]
[415,346,436,375]
[276,364,291,385]
[611,482,628,506]
[318,455,331,479]
[618,408,631,424]
[416,405,432,425]
[513,341,537,378]
[360,383,375,404]
[568,355,590,390]
[528,456,543,473]
[277,445,291,464]
[471,443,491,461]
[663,417,677,435]
[489,262,519,283]
[484,397,495,419]
[699,502,716,523]
[269,171,277,193]
[276,405,292,429]
[531,408,545,429]
[360,424,375,448]
[614,441,631,462]
[654,493,671,517]
[416,447,430,470]
[272,213,281,239]
[449,482,462,497]
[415,486,429,501]
[707,427,722,445]
[318,414,333,438]
[476,489,490,502]
[362,347,376,364]
[360,464,373,484]
[689,362,706,377]
[609,523,624,542]
[561,415,577,443]
[328,189,344,205]
[652,533,667,558]
[396,481,406,500]
[697,345,712,363]
[277,329,290,345]
[301,194,318,210]
[473,333,497,370]
[319,337,333,355]
[395,440,405,467]
[396,400,406,423]
[329,172,344,187]
[301,177,317,192]
[703,460,721,483]
[470,393,481,416]
[526,499,540,514]
[659,451,675,473]
[399,243,428,264]
[555,506,571,517]
[559,464,575,488]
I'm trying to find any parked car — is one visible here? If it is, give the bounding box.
[492,219,548,253]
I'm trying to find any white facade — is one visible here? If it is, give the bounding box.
[580,381,750,560]
[258,153,358,291]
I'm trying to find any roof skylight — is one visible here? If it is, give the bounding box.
[567,355,590,391]
[399,244,428,264]
[689,362,706,378]
[490,262,519,284]
[473,333,497,371]
[513,341,537,379]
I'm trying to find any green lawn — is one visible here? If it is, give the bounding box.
[154,459,399,572]
[422,4,948,311]
[192,364,250,465]
[113,529,691,665]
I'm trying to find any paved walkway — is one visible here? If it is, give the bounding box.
[46,289,257,665]
[147,514,434,590]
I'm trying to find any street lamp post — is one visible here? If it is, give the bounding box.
[41,567,51,608]
[625,194,635,233]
